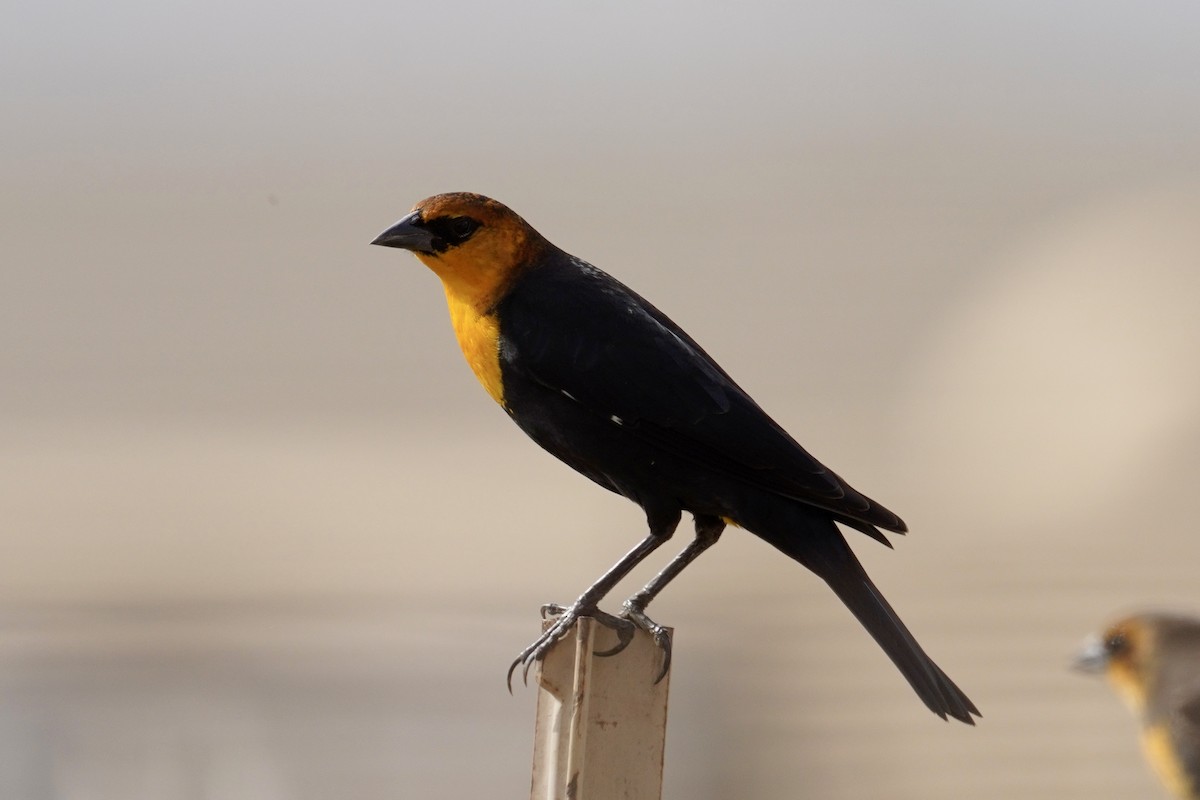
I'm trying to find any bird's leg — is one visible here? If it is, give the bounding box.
[507,521,677,691]
[611,515,726,682]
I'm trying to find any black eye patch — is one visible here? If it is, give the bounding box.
[425,215,482,250]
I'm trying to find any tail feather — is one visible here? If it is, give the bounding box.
[825,565,979,724]
[756,512,979,724]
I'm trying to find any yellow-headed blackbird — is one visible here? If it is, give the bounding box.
[372,192,978,724]
[1075,613,1200,798]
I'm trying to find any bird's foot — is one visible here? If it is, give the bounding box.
[507,602,634,691]
[616,599,673,683]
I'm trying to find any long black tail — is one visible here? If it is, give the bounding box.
[824,556,979,723]
[760,517,979,724]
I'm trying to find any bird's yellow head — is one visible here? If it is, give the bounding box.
[371,192,549,311]
[1074,615,1157,714]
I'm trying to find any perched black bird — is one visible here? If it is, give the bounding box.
[1075,613,1200,798]
[372,192,978,724]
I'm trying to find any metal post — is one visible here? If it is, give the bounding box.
[529,615,672,800]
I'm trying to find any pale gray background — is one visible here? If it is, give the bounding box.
[4,2,1200,798]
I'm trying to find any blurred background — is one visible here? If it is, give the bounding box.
[4,1,1200,798]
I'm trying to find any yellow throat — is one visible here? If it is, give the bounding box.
[443,285,505,407]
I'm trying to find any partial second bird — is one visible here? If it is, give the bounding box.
[372,192,978,724]
[1075,613,1200,798]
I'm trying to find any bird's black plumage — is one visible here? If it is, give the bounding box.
[372,192,979,724]
[495,253,903,536]
[494,250,975,722]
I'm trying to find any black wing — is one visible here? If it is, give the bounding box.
[496,254,905,535]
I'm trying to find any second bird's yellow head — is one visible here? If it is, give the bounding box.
[1074,615,1158,714]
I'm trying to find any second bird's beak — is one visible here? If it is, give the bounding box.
[371,211,437,254]
[1072,635,1109,675]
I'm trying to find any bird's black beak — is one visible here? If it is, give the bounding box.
[371,211,437,254]
[1071,635,1109,675]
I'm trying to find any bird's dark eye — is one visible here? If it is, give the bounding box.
[1105,632,1128,654]
[422,215,482,252]
[448,217,478,239]
[439,215,480,244]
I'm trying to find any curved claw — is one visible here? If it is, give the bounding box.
[507,619,566,692]
[622,603,673,683]
[507,601,592,691]
[651,634,672,683]
[505,657,521,694]
[592,611,636,657]
[507,635,552,692]
[522,655,535,686]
